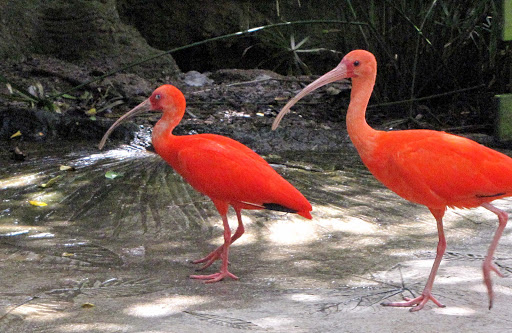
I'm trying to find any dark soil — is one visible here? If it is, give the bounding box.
[0,55,357,154]
[0,54,497,156]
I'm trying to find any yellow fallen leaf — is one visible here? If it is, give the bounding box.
[61,252,75,257]
[86,108,97,115]
[81,303,95,309]
[59,165,75,171]
[10,130,22,138]
[29,200,48,207]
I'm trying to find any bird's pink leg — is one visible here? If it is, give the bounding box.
[190,212,239,283]
[192,208,245,270]
[382,208,447,311]
[481,203,507,309]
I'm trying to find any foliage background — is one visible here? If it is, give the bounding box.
[0,0,511,130]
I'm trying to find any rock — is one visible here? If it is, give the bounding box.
[183,71,213,87]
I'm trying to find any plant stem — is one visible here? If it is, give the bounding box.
[408,0,438,119]
[346,0,370,49]
[368,83,486,109]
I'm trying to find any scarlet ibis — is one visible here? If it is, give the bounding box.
[99,84,312,282]
[272,50,511,311]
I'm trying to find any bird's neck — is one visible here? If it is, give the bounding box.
[346,75,380,160]
[152,111,182,160]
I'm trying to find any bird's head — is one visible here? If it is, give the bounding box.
[98,84,186,150]
[148,84,187,115]
[341,50,377,79]
[272,50,377,130]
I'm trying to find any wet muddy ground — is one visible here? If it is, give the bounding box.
[1,140,512,333]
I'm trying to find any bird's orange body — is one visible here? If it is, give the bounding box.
[364,129,512,209]
[100,84,311,283]
[273,50,511,311]
[154,132,311,217]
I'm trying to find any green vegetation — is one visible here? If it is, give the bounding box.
[2,1,510,130]
[247,28,339,75]
[255,0,509,128]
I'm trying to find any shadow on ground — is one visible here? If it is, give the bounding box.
[1,141,512,333]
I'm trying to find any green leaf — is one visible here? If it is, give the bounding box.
[105,171,123,179]
[61,94,77,100]
[40,174,64,188]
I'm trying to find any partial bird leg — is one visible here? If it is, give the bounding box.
[192,208,245,271]
[382,208,447,311]
[481,203,507,309]
[190,212,239,282]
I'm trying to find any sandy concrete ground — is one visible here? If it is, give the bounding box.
[1,144,512,332]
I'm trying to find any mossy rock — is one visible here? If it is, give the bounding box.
[0,0,180,79]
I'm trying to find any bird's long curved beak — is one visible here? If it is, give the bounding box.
[98,98,152,150]
[272,62,348,130]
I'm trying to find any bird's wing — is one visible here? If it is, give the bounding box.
[372,131,512,208]
[172,135,310,212]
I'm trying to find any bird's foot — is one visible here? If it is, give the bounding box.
[192,246,227,271]
[192,246,222,264]
[381,292,445,312]
[483,260,504,309]
[190,270,239,283]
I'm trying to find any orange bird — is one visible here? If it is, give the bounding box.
[272,50,511,311]
[99,84,312,282]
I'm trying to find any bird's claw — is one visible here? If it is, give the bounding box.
[381,293,445,312]
[190,270,239,283]
[192,249,221,264]
[192,246,229,271]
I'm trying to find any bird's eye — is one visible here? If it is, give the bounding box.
[155,94,161,100]
[353,61,360,67]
